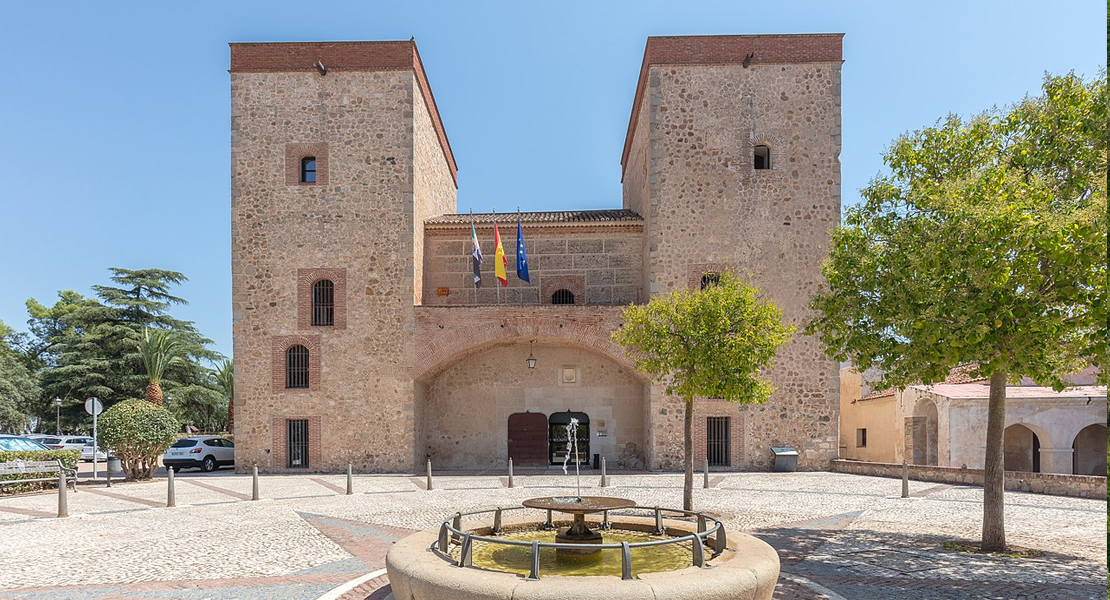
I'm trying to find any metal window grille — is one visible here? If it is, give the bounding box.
[287,419,309,468]
[700,272,720,289]
[707,417,730,466]
[286,345,310,389]
[301,157,317,183]
[551,289,574,305]
[312,280,334,326]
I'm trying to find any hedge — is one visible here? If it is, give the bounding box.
[0,450,80,493]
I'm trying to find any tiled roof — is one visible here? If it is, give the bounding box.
[860,363,987,400]
[426,209,642,226]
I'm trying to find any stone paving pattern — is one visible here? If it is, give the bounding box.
[0,470,1104,599]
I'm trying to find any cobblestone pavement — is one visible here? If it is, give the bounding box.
[0,470,1104,599]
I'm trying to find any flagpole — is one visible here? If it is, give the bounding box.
[494,207,500,306]
[518,206,524,306]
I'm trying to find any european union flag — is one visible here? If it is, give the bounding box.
[516,216,530,283]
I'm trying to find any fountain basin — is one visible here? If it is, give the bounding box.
[385,514,779,600]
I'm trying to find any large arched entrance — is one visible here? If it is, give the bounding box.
[548,411,590,466]
[1071,424,1107,476]
[1004,424,1041,472]
[908,398,939,466]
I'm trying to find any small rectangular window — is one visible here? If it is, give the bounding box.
[301,157,317,183]
[856,428,867,448]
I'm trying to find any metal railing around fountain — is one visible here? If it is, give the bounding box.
[436,505,728,581]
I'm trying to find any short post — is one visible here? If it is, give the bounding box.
[346,463,354,496]
[458,533,474,567]
[901,460,909,498]
[653,507,665,535]
[697,514,707,533]
[426,459,433,491]
[507,458,514,488]
[57,471,68,518]
[599,457,608,487]
[492,507,503,534]
[620,541,633,580]
[251,466,259,501]
[166,466,176,508]
[713,523,727,554]
[689,534,705,567]
[452,512,463,543]
[703,458,710,489]
[542,509,554,530]
[527,541,540,580]
[437,523,449,552]
[601,509,611,530]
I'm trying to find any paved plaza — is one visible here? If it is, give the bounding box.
[0,469,1104,600]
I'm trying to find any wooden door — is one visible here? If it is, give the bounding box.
[508,412,548,466]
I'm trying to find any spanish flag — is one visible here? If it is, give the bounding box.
[493,220,508,287]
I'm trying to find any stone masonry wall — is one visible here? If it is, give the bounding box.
[831,459,1108,499]
[231,66,422,473]
[422,227,643,306]
[423,344,646,470]
[625,41,843,470]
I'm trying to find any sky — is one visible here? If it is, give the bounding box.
[0,1,1104,359]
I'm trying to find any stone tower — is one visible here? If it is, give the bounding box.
[230,41,457,472]
[622,35,844,469]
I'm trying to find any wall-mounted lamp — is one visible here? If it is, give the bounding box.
[526,339,537,369]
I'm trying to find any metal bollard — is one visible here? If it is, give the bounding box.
[458,533,474,567]
[57,471,68,518]
[703,458,710,489]
[901,460,909,498]
[426,459,433,491]
[508,458,514,488]
[600,457,608,487]
[527,541,540,580]
[620,541,633,580]
[689,534,705,567]
[167,467,176,508]
[452,512,463,543]
[437,522,449,552]
[653,507,665,535]
[252,466,259,501]
[346,463,354,496]
[492,507,503,535]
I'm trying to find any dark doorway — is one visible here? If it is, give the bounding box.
[548,411,590,466]
[707,417,731,466]
[287,419,309,468]
[508,412,549,466]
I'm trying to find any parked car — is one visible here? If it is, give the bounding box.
[0,435,50,452]
[24,434,52,442]
[38,436,94,451]
[80,443,109,462]
[162,437,235,472]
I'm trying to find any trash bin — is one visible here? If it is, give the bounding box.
[770,447,798,472]
[106,457,125,478]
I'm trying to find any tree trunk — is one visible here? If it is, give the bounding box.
[145,382,163,406]
[683,399,694,511]
[981,370,1007,551]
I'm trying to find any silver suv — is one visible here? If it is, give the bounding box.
[162,437,235,472]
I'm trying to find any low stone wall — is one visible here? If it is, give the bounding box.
[830,459,1106,499]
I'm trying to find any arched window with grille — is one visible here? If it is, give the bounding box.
[286,345,310,388]
[301,157,317,183]
[700,272,720,290]
[551,289,575,305]
[754,145,771,170]
[312,279,334,326]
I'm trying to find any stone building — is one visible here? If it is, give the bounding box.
[230,34,844,473]
[840,366,1107,475]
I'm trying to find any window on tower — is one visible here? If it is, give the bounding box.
[286,345,310,388]
[301,157,317,183]
[754,145,771,170]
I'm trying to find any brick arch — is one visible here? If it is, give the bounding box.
[413,306,645,383]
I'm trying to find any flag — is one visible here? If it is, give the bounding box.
[470,220,483,288]
[493,220,508,287]
[516,216,530,283]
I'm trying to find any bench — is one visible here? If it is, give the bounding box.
[0,460,78,492]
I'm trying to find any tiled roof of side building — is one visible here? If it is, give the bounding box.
[426,209,643,226]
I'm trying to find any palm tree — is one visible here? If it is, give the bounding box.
[215,359,233,434]
[137,328,183,405]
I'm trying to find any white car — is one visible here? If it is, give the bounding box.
[80,443,109,462]
[162,437,235,472]
[39,436,94,451]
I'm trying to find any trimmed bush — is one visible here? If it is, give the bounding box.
[99,399,178,480]
[0,450,80,493]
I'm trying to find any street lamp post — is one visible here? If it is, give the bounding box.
[54,398,62,435]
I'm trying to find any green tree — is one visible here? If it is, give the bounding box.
[98,398,178,480]
[806,73,1106,551]
[137,328,184,405]
[0,320,40,432]
[612,271,794,510]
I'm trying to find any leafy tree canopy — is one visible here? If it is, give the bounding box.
[807,72,1107,391]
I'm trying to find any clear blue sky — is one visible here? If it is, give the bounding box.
[0,1,1104,359]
